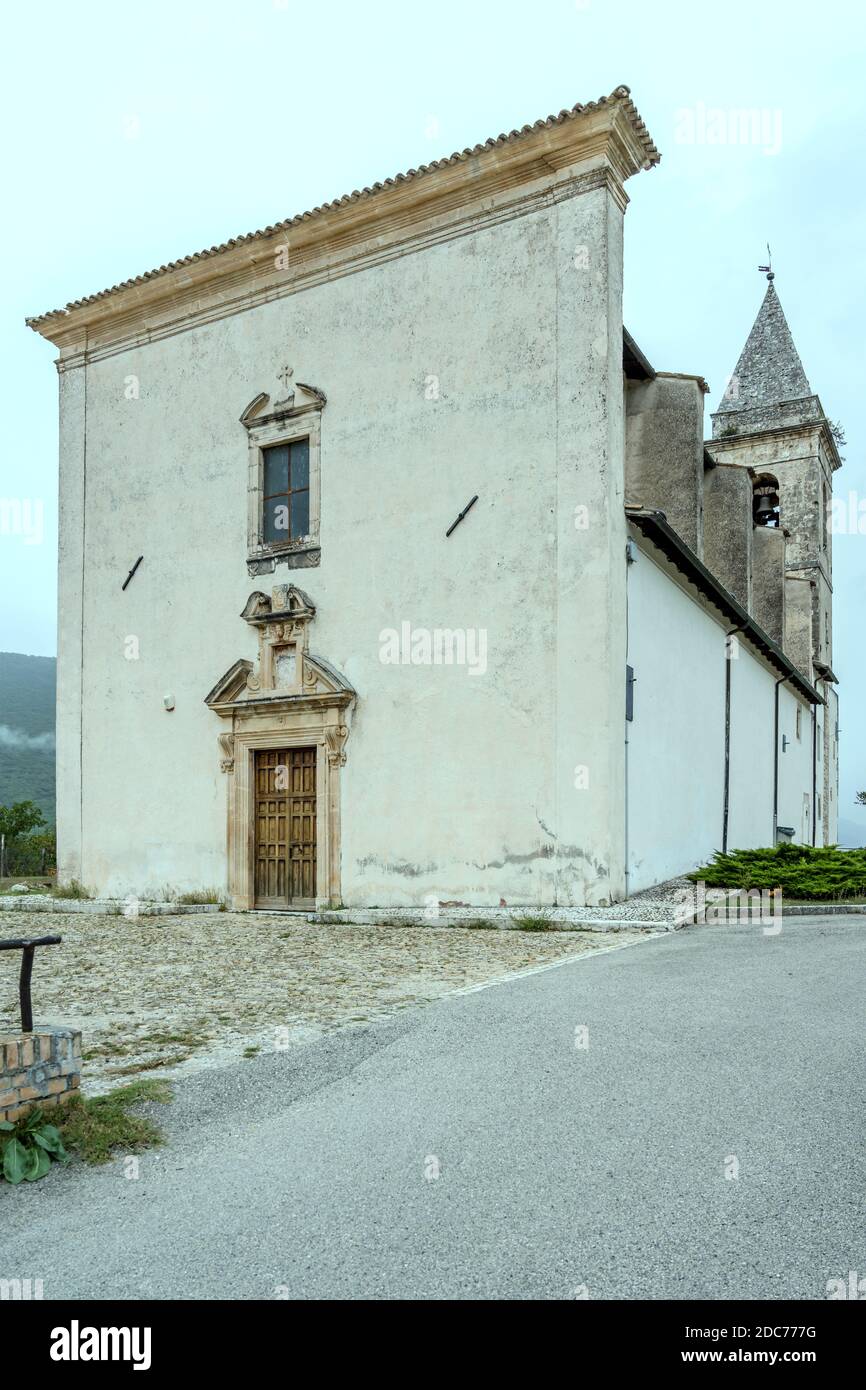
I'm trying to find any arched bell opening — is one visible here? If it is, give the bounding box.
[752,474,781,528]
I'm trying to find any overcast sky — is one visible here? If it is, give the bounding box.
[1,0,864,833]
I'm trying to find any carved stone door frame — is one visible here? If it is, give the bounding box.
[205,585,355,912]
[231,719,344,910]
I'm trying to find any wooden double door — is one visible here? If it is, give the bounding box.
[254,748,317,908]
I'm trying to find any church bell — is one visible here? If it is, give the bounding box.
[753,484,780,527]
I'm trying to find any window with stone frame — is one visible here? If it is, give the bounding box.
[241,377,324,574]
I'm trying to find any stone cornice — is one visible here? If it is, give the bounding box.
[208,691,353,720]
[708,409,843,473]
[28,90,658,367]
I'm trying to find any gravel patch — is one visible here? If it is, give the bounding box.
[0,910,653,1093]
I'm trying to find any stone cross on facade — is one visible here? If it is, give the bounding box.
[274,364,296,409]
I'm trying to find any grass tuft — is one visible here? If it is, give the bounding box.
[52,878,92,900]
[54,1079,172,1165]
[174,887,225,905]
[510,908,557,932]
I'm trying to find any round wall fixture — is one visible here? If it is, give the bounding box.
[163,694,176,711]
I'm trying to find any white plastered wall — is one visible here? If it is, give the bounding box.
[776,685,817,843]
[626,537,817,892]
[56,180,626,906]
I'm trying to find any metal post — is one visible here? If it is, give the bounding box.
[19,946,35,1032]
[0,935,62,1032]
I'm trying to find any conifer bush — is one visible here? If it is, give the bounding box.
[688,844,866,901]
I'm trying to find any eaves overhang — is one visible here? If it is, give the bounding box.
[813,661,839,684]
[626,506,824,706]
[622,327,656,381]
[27,85,659,358]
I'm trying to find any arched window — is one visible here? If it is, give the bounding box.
[753,474,780,528]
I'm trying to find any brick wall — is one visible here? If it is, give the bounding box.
[0,1028,81,1123]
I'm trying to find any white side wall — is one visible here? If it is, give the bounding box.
[626,538,816,893]
[825,686,839,843]
[776,686,816,843]
[727,648,776,849]
[626,545,726,892]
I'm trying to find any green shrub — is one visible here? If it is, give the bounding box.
[0,1110,70,1185]
[688,844,866,901]
[0,803,55,876]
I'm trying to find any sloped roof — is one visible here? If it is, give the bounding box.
[716,282,811,415]
[27,85,659,333]
[626,506,822,705]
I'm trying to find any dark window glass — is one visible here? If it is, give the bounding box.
[263,445,289,498]
[263,498,289,542]
[261,438,311,543]
[290,437,309,492]
[291,488,310,538]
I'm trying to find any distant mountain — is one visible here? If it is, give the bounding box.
[837,817,866,849]
[0,652,56,824]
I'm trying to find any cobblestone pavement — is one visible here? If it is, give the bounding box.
[0,911,653,1092]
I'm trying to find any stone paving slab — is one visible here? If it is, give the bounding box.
[0,910,654,1094]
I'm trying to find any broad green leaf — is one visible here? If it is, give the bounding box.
[24,1146,51,1181]
[22,1143,41,1180]
[33,1126,69,1161]
[32,1130,59,1153]
[3,1137,29,1185]
[0,1120,15,1132]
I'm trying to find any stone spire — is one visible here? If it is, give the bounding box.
[717,280,817,433]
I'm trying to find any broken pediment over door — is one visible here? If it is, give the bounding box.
[205,584,356,714]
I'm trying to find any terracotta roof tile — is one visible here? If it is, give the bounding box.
[26,86,658,329]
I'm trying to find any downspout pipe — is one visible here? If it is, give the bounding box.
[722,627,745,854]
[811,698,818,846]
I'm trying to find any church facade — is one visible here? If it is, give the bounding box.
[29,86,839,909]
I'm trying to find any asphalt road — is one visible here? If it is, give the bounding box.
[3,915,863,1300]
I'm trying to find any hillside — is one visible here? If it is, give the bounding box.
[838,816,866,849]
[0,652,56,824]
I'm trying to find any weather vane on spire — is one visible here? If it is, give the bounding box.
[758,244,774,283]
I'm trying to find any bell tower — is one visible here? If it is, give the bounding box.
[708,272,841,842]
